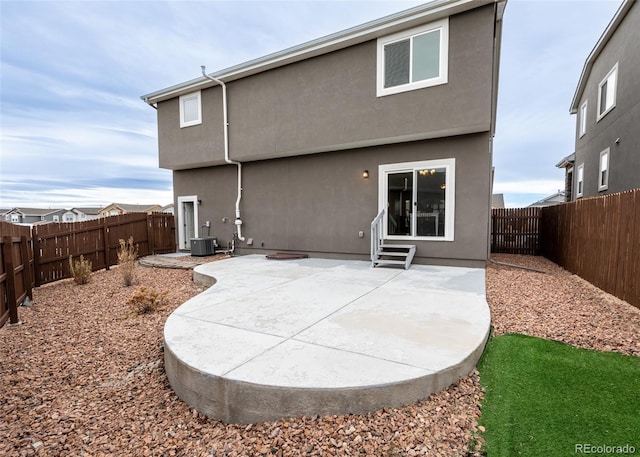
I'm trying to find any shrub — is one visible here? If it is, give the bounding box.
[127,286,168,315]
[117,236,138,286]
[69,255,92,285]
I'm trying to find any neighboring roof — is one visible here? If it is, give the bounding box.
[491,193,505,208]
[570,0,635,113]
[555,153,576,169]
[141,0,505,105]
[71,207,102,215]
[101,203,162,212]
[5,207,63,216]
[528,191,566,208]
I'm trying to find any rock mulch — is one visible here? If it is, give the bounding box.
[1,254,638,456]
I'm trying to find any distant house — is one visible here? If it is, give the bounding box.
[528,191,566,208]
[3,207,65,224]
[161,203,174,215]
[64,207,102,222]
[99,203,163,218]
[141,0,506,267]
[560,0,640,200]
[491,194,505,209]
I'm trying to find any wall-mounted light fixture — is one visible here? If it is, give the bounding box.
[362,170,369,179]
[197,199,202,205]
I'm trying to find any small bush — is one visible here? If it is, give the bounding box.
[127,286,168,315]
[69,255,92,285]
[117,236,138,286]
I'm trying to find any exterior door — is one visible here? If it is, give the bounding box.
[177,195,198,250]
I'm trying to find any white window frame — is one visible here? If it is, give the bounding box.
[378,158,455,241]
[598,148,609,191]
[376,18,449,97]
[179,91,202,128]
[53,215,60,222]
[576,163,584,198]
[596,63,618,121]
[11,214,19,223]
[579,100,588,138]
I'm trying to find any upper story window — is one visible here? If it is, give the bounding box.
[579,101,588,137]
[11,214,19,223]
[179,91,202,128]
[377,19,449,97]
[599,148,609,191]
[576,163,584,198]
[597,63,617,121]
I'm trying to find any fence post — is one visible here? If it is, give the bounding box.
[147,214,155,255]
[103,223,110,270]
[3,236,19,324]
[20,235,34,301]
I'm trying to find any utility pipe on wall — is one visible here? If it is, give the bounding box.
[201,66,245,241]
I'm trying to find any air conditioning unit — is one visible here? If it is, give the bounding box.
[190,237,217,256]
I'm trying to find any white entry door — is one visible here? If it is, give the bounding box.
[177,195,198,250]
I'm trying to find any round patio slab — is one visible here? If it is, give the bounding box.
[163,255,490,424]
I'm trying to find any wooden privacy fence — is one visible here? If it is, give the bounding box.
[32,213,176,286]
[0,213,175,327]
[541,189,639,309]
[491,207,541,255]
[0,223,34,327]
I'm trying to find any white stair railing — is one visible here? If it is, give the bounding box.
[370,209,385,267]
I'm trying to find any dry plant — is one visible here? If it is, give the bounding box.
[69,255,92,285]
[127,286,168,315]
[117,236,138,286]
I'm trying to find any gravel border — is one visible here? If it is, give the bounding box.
[1,254,638,456]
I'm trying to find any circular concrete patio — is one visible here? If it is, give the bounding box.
[163,255,490,424]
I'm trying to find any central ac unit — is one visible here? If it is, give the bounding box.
[190,237,217,256]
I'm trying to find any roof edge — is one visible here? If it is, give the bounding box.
[569,0,634,113]
[141,0,496,105]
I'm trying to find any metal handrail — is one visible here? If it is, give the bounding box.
[370,209,385,266]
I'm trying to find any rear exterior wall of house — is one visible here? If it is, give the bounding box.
[173,133,492,267]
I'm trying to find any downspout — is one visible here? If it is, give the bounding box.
[201,66,245,241]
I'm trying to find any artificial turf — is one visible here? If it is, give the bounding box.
[477,333,640,457]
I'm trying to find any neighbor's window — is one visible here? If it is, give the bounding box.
[579,101,588,137]
[597,63,618,121]
[599,148,609,191]
[377,19,449,97]
[179,91,202,128]
[576,163,584,198]
[379,159,455,241]
[11,214,19,222]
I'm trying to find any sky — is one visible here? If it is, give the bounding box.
[0,0,623,210]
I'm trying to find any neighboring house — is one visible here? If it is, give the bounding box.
[528,191,566,208]
[161,203,174,215]
[560,0,640,200]
[64,207,102,222]
[491,194,505,209]
[141,0,506,267]
[3,207,65,224]
[99,203,163,218]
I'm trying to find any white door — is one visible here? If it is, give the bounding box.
[177,195,198,250]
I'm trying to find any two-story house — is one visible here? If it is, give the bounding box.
[3,208,65,224]
[558,0,639,201]
[98,203,163,218]
[142,0,506,268]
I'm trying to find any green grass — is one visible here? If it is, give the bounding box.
[477,334,640,457]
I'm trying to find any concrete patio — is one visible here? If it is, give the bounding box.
[163,255,490,424]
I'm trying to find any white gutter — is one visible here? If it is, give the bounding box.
[200,66,245,242]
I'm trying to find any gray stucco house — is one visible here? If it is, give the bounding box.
[558,0,639,201]
[142,0,506,268]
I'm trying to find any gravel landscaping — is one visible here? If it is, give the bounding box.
[1,254,638,456]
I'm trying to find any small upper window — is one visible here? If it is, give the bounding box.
[576,163,584,198]
[180,91,202,128]
[599,148,609,191]
[11,214,19,223]
[579,101,588,137]
[377,19,448,97]
[597,63,618,121]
